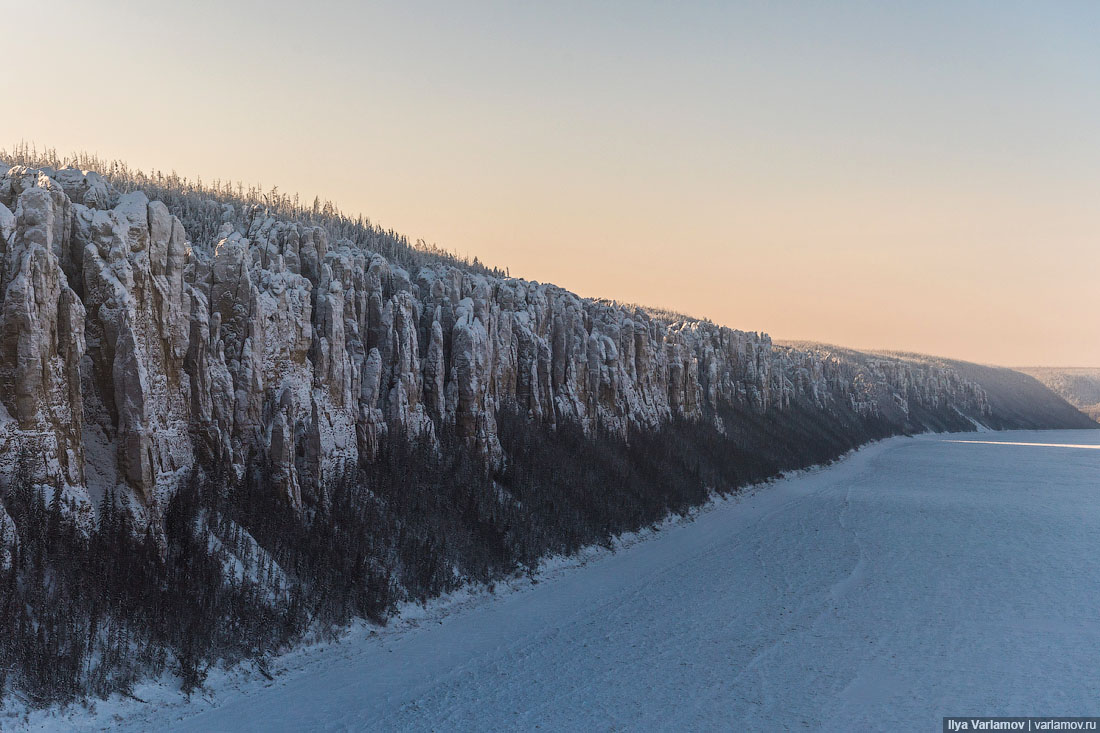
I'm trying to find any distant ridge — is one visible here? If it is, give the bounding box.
[1017,367,1100,423]
[778,342,1098,431]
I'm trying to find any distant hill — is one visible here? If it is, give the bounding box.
[779,343,1099,431]
[1017,368,1100,423]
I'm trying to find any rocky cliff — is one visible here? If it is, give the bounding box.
[0,160,1082,553]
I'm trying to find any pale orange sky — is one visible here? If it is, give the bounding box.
[3,1,1099,366]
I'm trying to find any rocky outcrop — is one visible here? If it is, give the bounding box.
[0,178,88,519]
[0,162,1011,528]
[77,192,194,517]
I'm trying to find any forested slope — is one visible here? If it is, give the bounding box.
[1018,368,1100,423]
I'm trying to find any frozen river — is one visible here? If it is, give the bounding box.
[48,430,1100,731]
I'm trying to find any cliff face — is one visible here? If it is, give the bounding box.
[0,161,1045,544]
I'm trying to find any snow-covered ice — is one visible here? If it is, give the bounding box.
[20,429,1100,731]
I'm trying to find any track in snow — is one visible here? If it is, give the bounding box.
[48,430,1100,731]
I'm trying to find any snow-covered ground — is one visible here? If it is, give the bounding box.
[18,430,1100,731]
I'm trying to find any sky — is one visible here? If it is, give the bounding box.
[3,1,1099,366]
